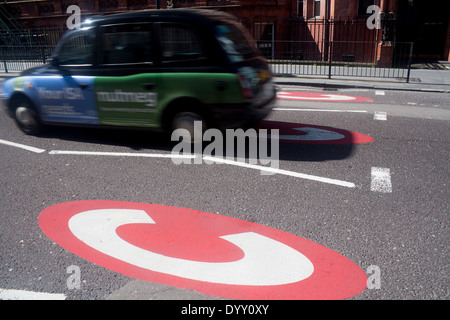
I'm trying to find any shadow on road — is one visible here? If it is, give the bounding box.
[37,119,374,163]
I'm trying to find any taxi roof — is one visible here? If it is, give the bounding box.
[80,8,238,28]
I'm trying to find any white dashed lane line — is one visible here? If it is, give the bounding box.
[0,288,66,300]
[370,167,393,193]
[49,150,195,160]
[0,136,392,193]
[374,111,387,120]
[203,156,356,188]
[0,138,46,153]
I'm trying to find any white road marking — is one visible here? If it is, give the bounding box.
[69,209,314,286]
[374,111,387,121]
[338,89,370,92]
[49,150,355,188]
[277,92,357,101]
[0,139,46,153]
[203,156,356,188]
[375,90,385,96]
[0,288,66,300]
[370,167,392,193]
[274,108,368,113]
[49,150,195,160]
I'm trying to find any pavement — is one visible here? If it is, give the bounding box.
[1,63,449,93]
[274,66,450,93]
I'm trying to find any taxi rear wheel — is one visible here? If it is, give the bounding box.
[171,111,207,144]
[12,97,43,135]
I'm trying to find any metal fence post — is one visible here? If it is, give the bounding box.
[1,47,8,73]
[328,41,333,79]
[42,46,46,65]
[406,42,414,83]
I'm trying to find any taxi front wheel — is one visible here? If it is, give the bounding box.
[171,111,207,144]
[13,97,43,135]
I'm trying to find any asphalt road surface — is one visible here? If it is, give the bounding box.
[0,85,448,305]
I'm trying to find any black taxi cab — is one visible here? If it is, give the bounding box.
[2,9,276,139]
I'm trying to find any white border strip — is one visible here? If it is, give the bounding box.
[0,288,66,300]
[0,139,46,153]
[203,156,355,188]
[49,150,195,159]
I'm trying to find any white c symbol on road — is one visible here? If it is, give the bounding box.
[277,91,357,101]
[68,209,314,286]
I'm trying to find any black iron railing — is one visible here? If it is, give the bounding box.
[0,16,413,82]
[259,40,414,81]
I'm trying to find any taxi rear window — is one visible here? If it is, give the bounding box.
[215,21,259,63]
[159,23,206,62]
[100,23,153,65]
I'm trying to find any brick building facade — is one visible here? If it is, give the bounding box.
[1,0,449,61]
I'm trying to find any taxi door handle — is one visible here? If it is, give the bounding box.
[142,83,156,90]
[79,83,89,89]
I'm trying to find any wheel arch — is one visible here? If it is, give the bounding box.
[7,91,39,115]
[160,96,214,132]
[8,91,44,135]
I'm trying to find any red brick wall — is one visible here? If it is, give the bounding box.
[6,0,447,61]
[333,0,358,18]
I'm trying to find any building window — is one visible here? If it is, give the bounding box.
[297,0,304,17]
[313,0,321,18]
[358,0,376,16]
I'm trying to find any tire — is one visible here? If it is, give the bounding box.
[171,111,207,144]
[12,97,43,135]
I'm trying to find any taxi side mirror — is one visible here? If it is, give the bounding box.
[49,57,71,76]
[50,57,60,66]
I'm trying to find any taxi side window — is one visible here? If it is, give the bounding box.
[58,29,95,66]
[101,23,153,65]
[159,23,205,62]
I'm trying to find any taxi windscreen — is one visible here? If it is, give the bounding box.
[215,21,260,63]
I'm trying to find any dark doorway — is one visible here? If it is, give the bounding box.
[396,0,449,60]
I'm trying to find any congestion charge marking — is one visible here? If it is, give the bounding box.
[277,91,374,102]
[257,120,374,144]
[39,200,368,300]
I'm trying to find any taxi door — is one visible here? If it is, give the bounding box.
[94,22,160,127]
[34,27,99,125]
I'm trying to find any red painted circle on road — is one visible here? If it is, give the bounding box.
[257,120,374,144]
[39,200,367,300]
[277,91,374,102]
